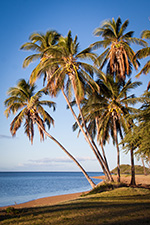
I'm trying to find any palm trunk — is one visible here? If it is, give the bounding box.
[61,88,110,179]
[129,148,136,186]
[35,119,96,189]
[100,140,112,180]
[62,78,113,182]
[113,116,120,183]
[61,89,108,176]
[116,141,120,183]
[95,118,113,181]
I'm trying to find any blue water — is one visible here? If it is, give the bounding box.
[0,172,103,207]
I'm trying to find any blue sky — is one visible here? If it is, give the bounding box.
[0,0,150,172]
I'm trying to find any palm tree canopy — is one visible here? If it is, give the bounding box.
[135,29,150,79]
[91,17,147,81]
[21,30,61,92]
[4,79,56,144]
[121,91,150,160]
[29,31,104,101]
[77,76,141,145]
[20,30,61,68]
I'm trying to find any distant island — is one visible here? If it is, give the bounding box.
[111,164,150,175]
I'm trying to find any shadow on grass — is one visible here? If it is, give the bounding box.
[0,196,150,225]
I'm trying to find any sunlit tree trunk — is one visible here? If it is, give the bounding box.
[35,119,96,189]
[61,88,110,179]
[66,77,113,182]
[112,114,120,183]
[129,148,136,186]
[95,118,111,179]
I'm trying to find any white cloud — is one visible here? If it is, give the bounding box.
[17,156,97,167]
[77,157,96,162]
[28,157,72,165]
[28,156,96,164]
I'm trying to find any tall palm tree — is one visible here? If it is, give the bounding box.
[135,29,150,90]
[20,30,61,90]
[4,79,96,188]
[28,30,113,181]
[80,76,141,183]
[91,17,147,82]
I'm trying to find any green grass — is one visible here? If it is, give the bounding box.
[0,187,150,225]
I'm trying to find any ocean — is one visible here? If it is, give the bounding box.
[0,172,103,207]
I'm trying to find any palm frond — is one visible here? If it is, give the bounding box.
[118,80,142,99]
[77,51,97,62]
[10,109,26,136]
[116,17,122,36]
[121,31,134,39]
[136,47,150,59]
[136,60,150,77]
[22,54,41,68]
[125,37,147,47]
[141,30,150,39]
[29,62,46,84]
[96,48,110,67]
[20,43,42,52]
[118,19,129,37]
[39,100,56,111]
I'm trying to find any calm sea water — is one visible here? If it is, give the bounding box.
[0,172,103,207]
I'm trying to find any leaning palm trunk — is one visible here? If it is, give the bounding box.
[34,118,96,188]
[95,118,112,181]
[61,76,113,181]
[100,141,111,180]
[71,80,113,181]
[62,88,111,180]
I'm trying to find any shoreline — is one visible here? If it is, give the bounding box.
[0,191,88,210]
[0,174,149,210]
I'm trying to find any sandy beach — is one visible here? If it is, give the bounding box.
[94,174,150,187]
[0,174,149,210]
[0,191,86,210]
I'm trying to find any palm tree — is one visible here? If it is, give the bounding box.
[81,76,141,183]
[28,30,113,181]
[91,17,147,82]
[122,92,150,182]
[122,91,150,166]
[4,79,96,188]
[135,29,150,90]
[20,30,61,91]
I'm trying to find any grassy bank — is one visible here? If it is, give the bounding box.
[0,186,150,225]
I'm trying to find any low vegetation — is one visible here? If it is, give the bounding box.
[111,164,150,175]
[86,182,127,195]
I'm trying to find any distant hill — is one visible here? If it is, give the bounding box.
[111,164,150,175]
